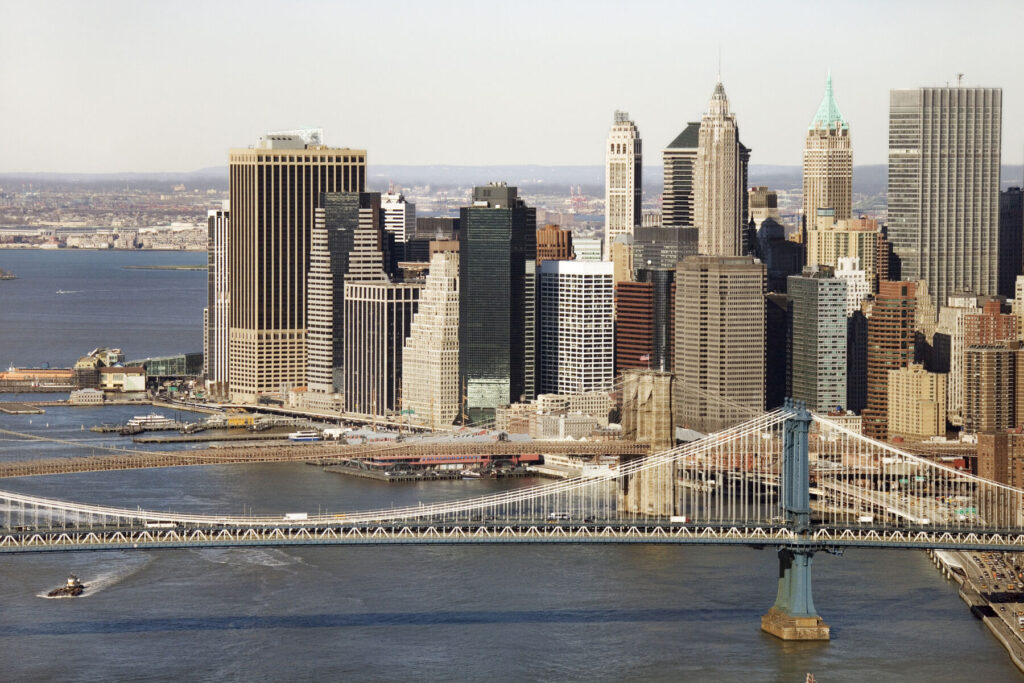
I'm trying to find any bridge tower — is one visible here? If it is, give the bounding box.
[761,399,831,641]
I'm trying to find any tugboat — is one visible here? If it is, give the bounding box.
[47,574,85,597]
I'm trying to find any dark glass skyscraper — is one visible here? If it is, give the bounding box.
[1000,187,1023,298]
[459,184,536,419]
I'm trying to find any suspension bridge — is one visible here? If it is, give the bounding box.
[3,400,1024,640]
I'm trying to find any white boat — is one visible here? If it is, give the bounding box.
[288,430,321,442]
[126,413,178,429]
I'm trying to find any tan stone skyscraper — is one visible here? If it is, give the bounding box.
[228,131,366,402]
[604,111,642,260]
[803,73,852,225]
[402,248,461,428]
[674,255,766,433]
[694,81,749,256]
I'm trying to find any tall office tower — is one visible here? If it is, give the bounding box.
[405,216,460,262]
[662,122,700,229]
[401,248,460,427]
[765,293,790,410]
[536,224,574,265]
[538,260,614,394]
[887,364,946,439]
[803,73,852,225]
[604,111,642,259]
[935,294,980,426]
[863,281,917,440]
[610,235,634,284]
[752,218,805,292]
[343,205,422,417]
[846,305,869,413]
[1015,276,1024,340]
[228,132,365,402]
[748,186,780,228]
[632,225,699,270]
[787,266,848,412]
[965,299,1018,346]
[1000,188,1023,298]
[888,87,1002,313]
[674,255,766,433]
[835,257,870,316]
[615,268,676,374]
[806,215,881,291]
[965,343,1024,433]
[204,205,229,395]
[306,192,375,394]
[381,191,416,258]
[642,210,662,227]
[459,183,537,419]
[694,81,751,257]
[573,238,602,261]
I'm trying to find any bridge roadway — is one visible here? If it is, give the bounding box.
[9,521,1024,554]
[0,439,650,478]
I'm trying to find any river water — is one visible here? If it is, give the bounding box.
[0,250,1019,681]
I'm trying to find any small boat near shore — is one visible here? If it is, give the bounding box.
[47,575,85,597]
[0,269,16,280]
[288,430,321,442]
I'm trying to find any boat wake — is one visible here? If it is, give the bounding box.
[194,547,303,569]
[37,555,154,599]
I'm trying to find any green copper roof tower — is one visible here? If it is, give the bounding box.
[803,72,852,224]
[809,71,848,131]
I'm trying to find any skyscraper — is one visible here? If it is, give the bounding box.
[693,81,751,257]
[806,215,881,292]
[888,87,1002,311]
[803,73,852,225]
[787,266,847,412]
[662,122,700,229]
[863,281,917,440]
[306,192,373,394]
[204,204,229,395]
[228,131,365,402]
[402,247,461,427]
[674,255,766,432]
[615,268,675,374]
[538,260,614,394]
[343,202,421,417]
[381,191,416,259]
[999,187,1023,298]
[459,184,537,419]
[605,111,642,259]
[536,224,574,265]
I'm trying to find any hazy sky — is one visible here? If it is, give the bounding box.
[2,0,1022,173]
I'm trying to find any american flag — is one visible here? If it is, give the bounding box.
[639,354,650,361]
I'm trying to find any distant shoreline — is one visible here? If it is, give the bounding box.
[123,265,206,270]
[0,246,205,252]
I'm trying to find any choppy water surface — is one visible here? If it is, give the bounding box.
[0,251,1020,680]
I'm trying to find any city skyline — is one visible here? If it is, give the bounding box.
[2,1,1023,173]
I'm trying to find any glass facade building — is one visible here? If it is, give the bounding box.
[458,185,536,419]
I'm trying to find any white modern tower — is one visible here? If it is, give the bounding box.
[381,191,416,244]
[538,260,615,394]
[604,111,642,260]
